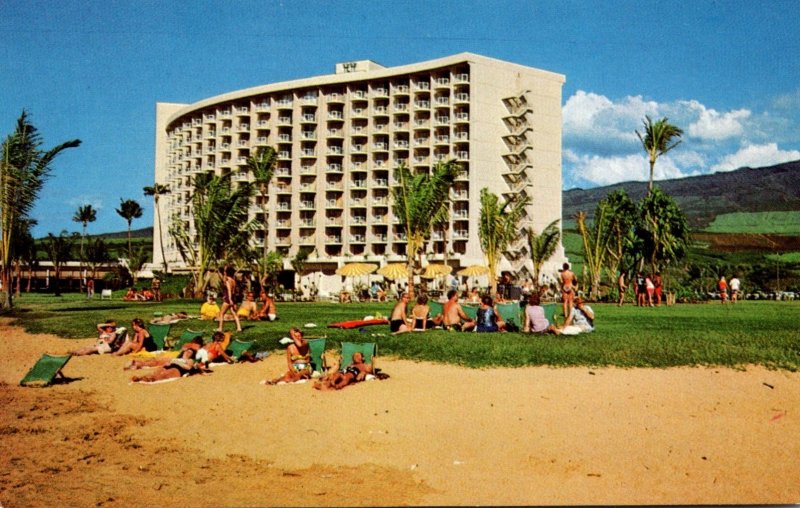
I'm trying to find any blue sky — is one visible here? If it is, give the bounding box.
[3,0,799,237]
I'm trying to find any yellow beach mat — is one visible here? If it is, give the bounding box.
[130,350,179,359]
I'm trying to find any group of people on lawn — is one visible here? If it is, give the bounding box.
[388,282,594,336]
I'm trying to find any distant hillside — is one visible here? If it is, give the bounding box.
[563,160,800,229]
[91,227,153,240]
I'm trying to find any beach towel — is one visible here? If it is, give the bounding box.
[327,318,389,329]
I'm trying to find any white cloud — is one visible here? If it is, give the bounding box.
[562,90,800,189]
[563,91,658,152]
[565,151,690,187]
[711,143,800,172]
[687,104,750,141]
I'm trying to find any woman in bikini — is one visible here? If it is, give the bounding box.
[560,262,576,321]
[263,327,312,385]
[130,343,202,383]
[218,266,242,333]
[411,294,442,331]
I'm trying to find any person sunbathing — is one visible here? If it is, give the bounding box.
[150,311,190,325]
[125,338,204,370]
[442,289,476,331]
[256,291,277,321]
[313,351,373,391]
[112,318,157,356]
[196,331,235,366]
[411,294,443,331]
[71,320,123,356]
[200,294,221,321]
[237,292,259,320]
[130,343,204,383]
[262,327,312,385]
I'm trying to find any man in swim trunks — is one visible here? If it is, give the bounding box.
[313,351,373,391]
[560,262,576,321]
[389,293,411,334]
[442,289,476,331]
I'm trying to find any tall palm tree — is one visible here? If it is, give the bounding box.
[477,188,530,298]
[636,115,683,193]
[245,146,277,263]
[85,237,110,280]
[143,183,170,273]
[12,218,37,296]
[169,173,256,294]
[526,218,561,290]
[391,160,460,298]
[72,204,96,274]
[115,198,143,257]
[0,110,81,309]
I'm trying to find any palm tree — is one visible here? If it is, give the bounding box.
[115,198,143,257]
[477,188,530,298]
[0,110,81,309]
[143,183,170,273]
[526,218,561,290]
[72,204,96,275]
[169,173,256,294]
[42,231,76,296]
[85,237,110,280]
[391,160,460,298]
[12,218,37,296]
[636,115,683,193]
[245,146,277,263]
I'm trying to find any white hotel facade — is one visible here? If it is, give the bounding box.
[154,53,566,291]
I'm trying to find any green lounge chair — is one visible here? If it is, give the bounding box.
[340,342,377,370]
[148,323,171,351]
[20,354,72,387]
[173,329,205,350]
[307,338,327,374]
[462,304,478,320]
[428,300,444,318]
[225,339,254,361]
[496,302,522,327]
[542,303,558,325]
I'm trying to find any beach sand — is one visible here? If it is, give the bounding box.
[1,319,798,506]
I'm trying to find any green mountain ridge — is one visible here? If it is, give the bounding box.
[563,159,800,229]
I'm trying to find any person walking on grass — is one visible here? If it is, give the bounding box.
[218,266,242,332]
[718,275,728,304]
[617,270,627,307]
[730,275,741,303]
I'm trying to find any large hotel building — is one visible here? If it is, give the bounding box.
[154,52,566,293]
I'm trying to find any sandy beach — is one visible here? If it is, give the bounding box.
[1,319,799,506]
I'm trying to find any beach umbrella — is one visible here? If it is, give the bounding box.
[335,262,378,277]
[421,263,452,279]
[377,263,409,281]
[457,264,489,277]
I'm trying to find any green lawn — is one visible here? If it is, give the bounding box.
[8,293,800,371]
[704,211,800,235]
